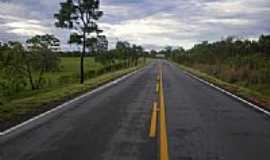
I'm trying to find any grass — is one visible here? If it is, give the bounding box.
[0,58,150,131]
[0,57,103,100]
[0,57,130,101]
[42,57,104,86]
[176,64,270,110]
[59,57,103,72]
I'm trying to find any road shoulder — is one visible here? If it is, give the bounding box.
[0,64,148,135]
[173,63,270,115]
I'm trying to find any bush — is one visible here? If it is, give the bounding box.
[85,70,96,79]
[0,77,27,96]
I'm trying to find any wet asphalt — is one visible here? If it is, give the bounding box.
[1,60,270,160]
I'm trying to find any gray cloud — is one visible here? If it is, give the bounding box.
[0,0,269,50]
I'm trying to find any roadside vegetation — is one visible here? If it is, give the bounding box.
[0,0,150,130]
[165,35,270,109]
[0,39,149,130]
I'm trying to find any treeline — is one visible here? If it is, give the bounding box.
[0,35,146,99]
[86,41,147,82]
[59,41,146,66]
[168,34,270,95]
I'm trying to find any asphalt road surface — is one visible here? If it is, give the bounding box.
[1,60,270,160]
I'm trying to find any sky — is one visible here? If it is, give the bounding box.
[0,0,270,50]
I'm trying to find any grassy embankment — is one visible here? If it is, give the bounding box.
[174,63,270,110]
[0,57,149,131]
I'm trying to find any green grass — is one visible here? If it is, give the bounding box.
[59,57,103,73]
[0,64,146,129]
[176,64,270,110]
[0,57,103,102]
[0,57,151,130]
[43,57,103,85]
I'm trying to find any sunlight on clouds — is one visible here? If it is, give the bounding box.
[204,1,247,15]
[100,12,203,49]
[4,20,49,36]
[201,18,251,26]
[102,19,168,36]
[8,28,45,36]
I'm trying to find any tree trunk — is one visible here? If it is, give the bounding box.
[36,67,45,89]
[26,63,35,90]
[80,31,86,84]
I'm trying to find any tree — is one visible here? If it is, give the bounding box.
[131,44,143,65]
[0,42,27,96]
[54,0,103,84]
[96,35,108,52]
[25,34,60,90]
[116,41,131,66]
[258,35,270,54]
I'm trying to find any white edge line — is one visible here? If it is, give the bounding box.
[183,71,270,116]
[0,68,142,136]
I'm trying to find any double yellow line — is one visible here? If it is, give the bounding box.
[149,64,169,160]
[149,102,158,138]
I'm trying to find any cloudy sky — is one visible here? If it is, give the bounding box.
[0,0,270,50]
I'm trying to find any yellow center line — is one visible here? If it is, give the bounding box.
[149,64,169,159]
[156,83,160,93]
[156,70,160,92]
[159,65,169,160]
[149,102,158,138]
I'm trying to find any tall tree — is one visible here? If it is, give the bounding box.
[54,0,103,83]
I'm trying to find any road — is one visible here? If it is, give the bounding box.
[1,60,270,160]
